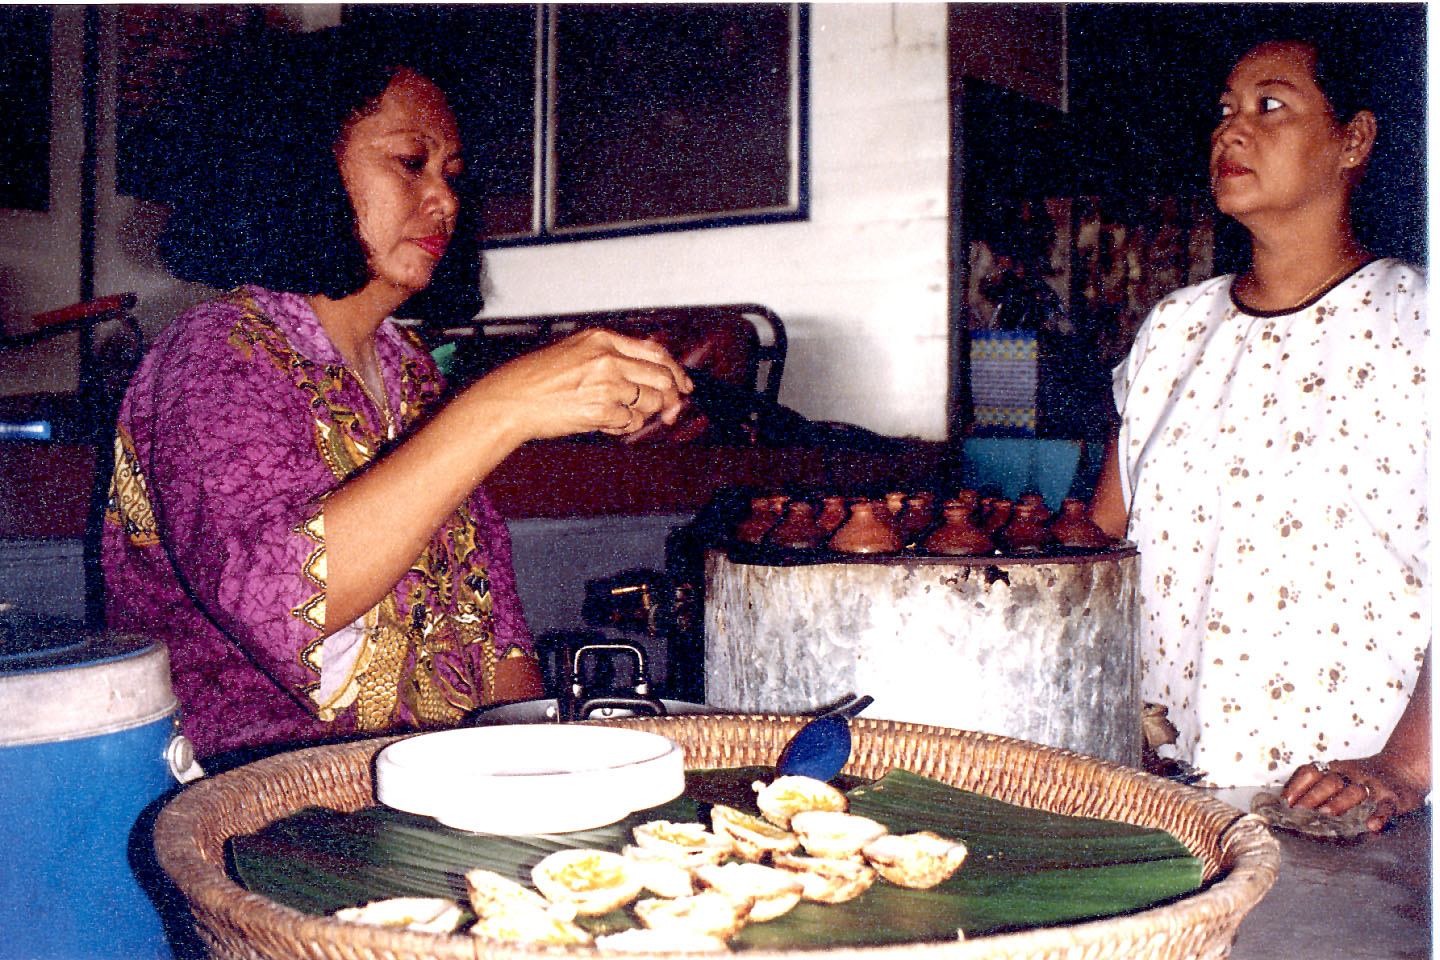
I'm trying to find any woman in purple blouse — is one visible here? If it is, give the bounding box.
[103,28,691,763]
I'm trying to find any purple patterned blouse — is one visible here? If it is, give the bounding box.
[103,286,533,759]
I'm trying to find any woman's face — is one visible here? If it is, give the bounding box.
[335,69,463,298]
[1210,41,1359,224]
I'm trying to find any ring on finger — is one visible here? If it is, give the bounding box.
[625,384,642,408]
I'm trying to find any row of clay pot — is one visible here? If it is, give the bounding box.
[733,490,1113,556]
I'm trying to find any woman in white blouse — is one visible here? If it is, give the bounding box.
[1092,33,1429,832]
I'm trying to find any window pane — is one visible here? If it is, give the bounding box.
[550,3,796,233]
[0,8,51,211]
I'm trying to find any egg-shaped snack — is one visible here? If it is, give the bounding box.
[634,891,753,940]
[789,810,889,859]
[632,819,734,866]
[709,804,801,861]
[465,867,571,921]
[469,909,593,945]
[333,897,466,933]
[751,776,848,829]
[531,848,645,915]
[594,928,731,953]
[861,831,969,888]
[771,853,876,903]
[694,862,805,922]
[621,847,696,898]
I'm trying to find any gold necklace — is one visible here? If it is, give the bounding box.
[1291,260,1357,308]
[1247,259,1358,312]
[350,361,395,441]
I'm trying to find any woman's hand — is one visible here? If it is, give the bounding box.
[1280,645,1430,833]
[467,328,693,444]
[1280,754,1428,833]
[492,649,546,704]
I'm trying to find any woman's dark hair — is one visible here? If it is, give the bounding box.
[1216,22,1374,124]
[152,25,484,321]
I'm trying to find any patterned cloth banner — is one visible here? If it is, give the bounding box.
[970,332,1038,434]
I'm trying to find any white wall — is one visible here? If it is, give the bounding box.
[481,4,953,440]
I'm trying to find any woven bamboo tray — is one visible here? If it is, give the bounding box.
[152,714,1279,960]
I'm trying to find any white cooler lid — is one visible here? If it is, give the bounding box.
[0,621,176,746]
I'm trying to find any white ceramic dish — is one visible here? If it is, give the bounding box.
[374,725,685,835]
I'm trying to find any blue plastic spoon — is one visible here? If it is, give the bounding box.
[775,695,874,781]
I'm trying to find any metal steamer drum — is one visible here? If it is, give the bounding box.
[0,624,195,959]
[704,545,1141,765]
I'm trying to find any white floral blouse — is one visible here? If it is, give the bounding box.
[1114,258,1429,787]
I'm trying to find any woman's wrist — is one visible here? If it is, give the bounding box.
[429,378,533,481]
[453,362,557,453]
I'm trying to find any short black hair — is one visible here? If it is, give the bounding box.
[1216,20,1375,125]
[151,25,484,321]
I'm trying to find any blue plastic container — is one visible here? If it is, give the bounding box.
[959,437,1084,510]
[0,627,185,959]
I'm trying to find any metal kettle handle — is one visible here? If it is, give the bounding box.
[558,641,665,722]
[569,642,650,697]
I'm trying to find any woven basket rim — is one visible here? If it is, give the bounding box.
[153,715,1280,960]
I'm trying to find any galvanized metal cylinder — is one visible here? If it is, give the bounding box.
[704,547,1141,766]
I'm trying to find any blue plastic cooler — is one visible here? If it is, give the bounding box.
[0,626,191,959]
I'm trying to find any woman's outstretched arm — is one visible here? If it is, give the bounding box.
[322,329,691,634]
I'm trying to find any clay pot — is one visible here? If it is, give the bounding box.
[1049,498,1112,550]
[998,500,1053,553]
[896,495,936,545]
[828,500,903,554]
[767,501,826,550]
[883,491,906,516]
[980,498,1013,534]
[1018,493,1052,524]
[816,495,848,534]
[922,499,994,556]
[735,496,779,544]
